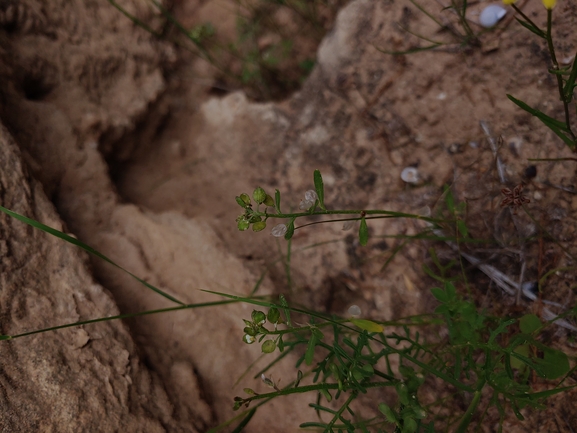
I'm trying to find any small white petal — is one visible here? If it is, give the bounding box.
[299,199,315,210]
[271,224,288,237]
[304,190,318,202]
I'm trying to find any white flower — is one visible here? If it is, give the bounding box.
[271,224,288,237]
[299,190,318,210]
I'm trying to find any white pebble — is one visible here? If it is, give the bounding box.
[479,5,507,28]
[348,305,361,317]
[401,167,420,184]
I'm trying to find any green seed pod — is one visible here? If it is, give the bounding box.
[251,310,266,325]
[240,193,251,206]
[244,326,257,336]
[402,417,417,433]
[235,196,247,208]
[267,307,280,324]
[243,334,256,344]
[253,187,267,204]
[237,218,250,231]
[379,403,398,424]
[263,194,274,207]
[261,340,276,353]
[252,221,267,232]
[397,383,410,406]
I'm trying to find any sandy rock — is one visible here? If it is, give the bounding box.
[0,124,195,432]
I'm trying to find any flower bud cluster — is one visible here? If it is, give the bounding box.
[235,187,275,232]
[242,308,282,354]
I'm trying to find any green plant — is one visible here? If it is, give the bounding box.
[107,0,342,100]
[503,0,577,151]
[224,171,575,432]
[0,166,575,431]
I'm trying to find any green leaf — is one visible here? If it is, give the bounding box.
[514,17,546,38]
[284,219,295,240]
[430,287,448,303]
[563,52,577,102]
[350,318,384,333]
[305,332,318,366]
[519,314,542,334]
[507,94,576,149]
[378,403,398,423]
[488,318,516,344]
[507,94,568,131]
[510,345,530,370]
[279,294,292,327]
[456,219,469,238]
[359,217,369,246]
[445,282,456,300]
[313,170,325,210]
[274,189,282,213]
[538,348,570,379]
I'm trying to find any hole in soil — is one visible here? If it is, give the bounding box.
[22,74,54,100]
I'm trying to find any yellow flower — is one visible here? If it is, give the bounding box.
[542,0,557,8]
[502,0,516,4]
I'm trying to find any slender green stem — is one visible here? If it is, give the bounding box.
[545,9,575,141]
[252,208,441,223]
[455,378,486,433]
[3,300,238,340]
[512,4,545,36]
[327,392,357,430]
[239,381,393,406]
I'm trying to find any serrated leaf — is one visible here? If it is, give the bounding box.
[313,170,325,210]
[359,217,368,246]
[350,318,384,333]
[519,314,541,334]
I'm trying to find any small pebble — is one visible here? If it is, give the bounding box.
[348,305,362,317]
[479,5,507,28]
[401,167,419,184]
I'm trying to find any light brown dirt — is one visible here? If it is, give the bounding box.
[1,0,577,431]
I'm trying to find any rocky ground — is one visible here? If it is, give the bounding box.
[1,0,577,431]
